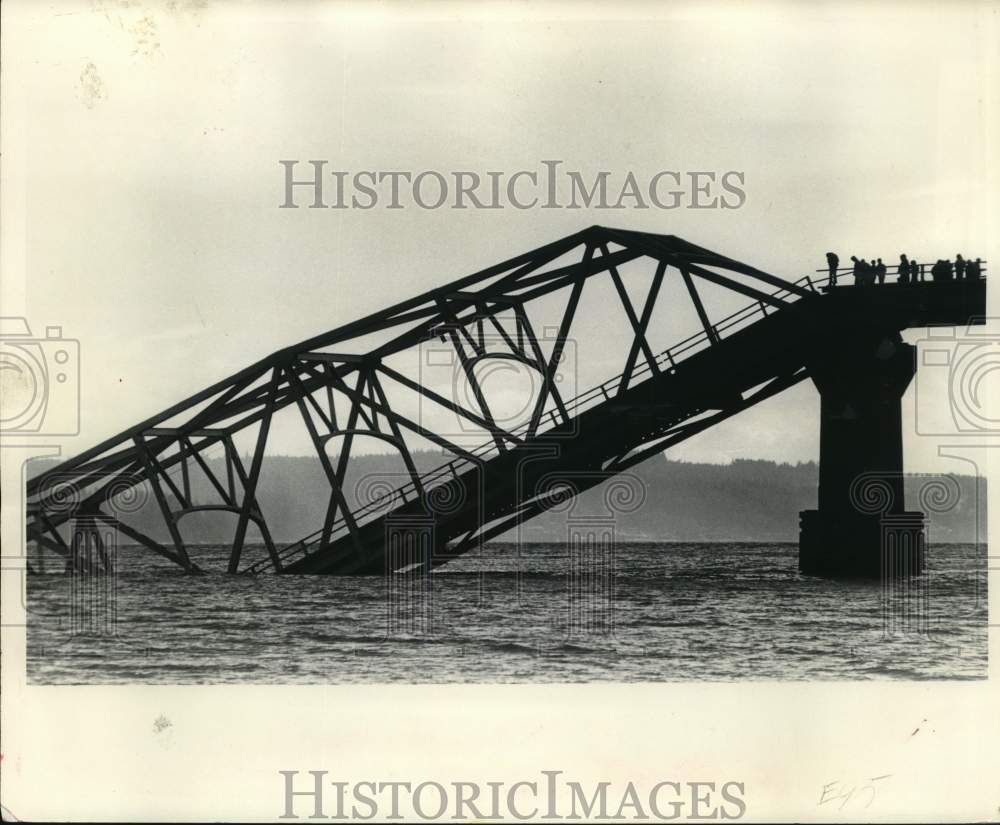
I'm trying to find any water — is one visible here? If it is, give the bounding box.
[26,542,987,684]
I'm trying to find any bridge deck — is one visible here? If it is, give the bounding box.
[270,277,986,575]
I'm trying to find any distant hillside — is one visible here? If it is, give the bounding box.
[27,452,985,544]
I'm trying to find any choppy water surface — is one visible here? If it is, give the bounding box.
[26,542,987,683]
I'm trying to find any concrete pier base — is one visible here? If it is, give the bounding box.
[799,509,925,578]
[799,331,925,578]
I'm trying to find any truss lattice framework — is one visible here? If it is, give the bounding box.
[26,225,813,574]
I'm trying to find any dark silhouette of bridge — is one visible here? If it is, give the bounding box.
[26,227,985,578]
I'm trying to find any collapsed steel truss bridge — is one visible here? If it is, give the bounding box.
[25,226,985,577]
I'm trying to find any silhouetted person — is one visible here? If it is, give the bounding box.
[826,252,839,286]
[866,259,878,285]
[898,254,910,284]
[955,254,966,279]
[851,255,864,285]
[875,258,886,285]
[910,258,922,282]
[860,259,874,286]
[931,259,954,282]
[968,258,983,279]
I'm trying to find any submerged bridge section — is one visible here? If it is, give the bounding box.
[26,227,985,578]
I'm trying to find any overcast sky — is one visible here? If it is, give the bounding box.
[3,0,997,473]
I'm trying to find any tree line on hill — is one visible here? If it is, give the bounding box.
[28,451,985,545]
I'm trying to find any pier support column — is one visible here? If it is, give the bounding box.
[799,333,925,578]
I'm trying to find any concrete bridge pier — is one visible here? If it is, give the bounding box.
[799,331,925,578]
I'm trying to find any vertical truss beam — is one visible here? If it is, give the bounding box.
[228,367,281,573]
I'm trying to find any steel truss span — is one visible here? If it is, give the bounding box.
[26,225,981,576]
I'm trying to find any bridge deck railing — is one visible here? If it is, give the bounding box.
[816,262,988,279]
[245,272,822,574]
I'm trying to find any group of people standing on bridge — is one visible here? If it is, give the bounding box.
[824,251,984,287]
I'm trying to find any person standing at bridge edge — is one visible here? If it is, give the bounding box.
[955,253,966,279]
[875,258,886,285]
[910,257,922,282]
[851,255,864,285]
[898,254,910,283]
[826,252,839,286]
